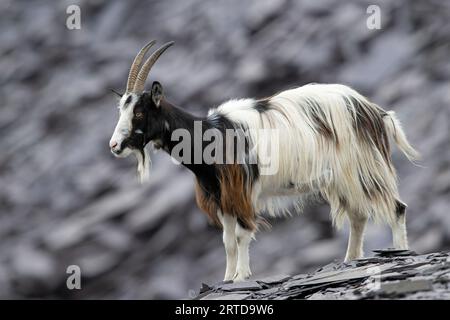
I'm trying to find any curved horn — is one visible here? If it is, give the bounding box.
[126,40,156,93]
[133,41,174,93]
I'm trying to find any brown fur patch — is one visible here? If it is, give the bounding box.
[194,180,221,227]
[194,164,257,230]
[218,164,256,231]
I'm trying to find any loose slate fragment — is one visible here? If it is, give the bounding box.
[379,272,411,281]
[354,257,384,265]
[220,280,262,291]
[199,282,213,294]
[256,274,291,285]
[211,280,232,291]
[308,291,340,300]
[373,248,417,257]
[254,287,281,296]
[379,278,433,295]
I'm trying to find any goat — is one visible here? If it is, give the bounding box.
[109,41,419,282]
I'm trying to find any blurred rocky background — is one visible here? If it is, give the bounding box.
[0,0,449,299]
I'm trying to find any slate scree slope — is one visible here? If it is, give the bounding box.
[108,41,419,282]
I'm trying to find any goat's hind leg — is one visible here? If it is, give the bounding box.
[390,200,409,250]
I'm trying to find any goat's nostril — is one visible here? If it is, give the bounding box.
[110,141,118,149]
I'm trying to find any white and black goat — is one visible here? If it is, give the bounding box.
[109,41,419,282]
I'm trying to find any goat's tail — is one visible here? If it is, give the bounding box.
[383,111,420,162]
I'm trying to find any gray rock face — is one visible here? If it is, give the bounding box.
[0,0,449,299]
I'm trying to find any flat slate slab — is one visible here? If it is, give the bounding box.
[195,250,450,300]
[220,280,262,291]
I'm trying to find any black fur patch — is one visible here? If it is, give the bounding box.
[131,96,261,230]
[302,99,339,144]
[395,200,407,217]
[237,217,249,230]
[346,97,392,169]
[206,113,259,183]
[253,99,271,113]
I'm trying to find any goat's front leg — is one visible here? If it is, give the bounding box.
[233,223,254,282]
[219,212,237,281]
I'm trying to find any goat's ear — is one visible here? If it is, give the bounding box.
[110,88,123,98]
[151,81,164,107]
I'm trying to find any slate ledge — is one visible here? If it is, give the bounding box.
[195,249,450,300]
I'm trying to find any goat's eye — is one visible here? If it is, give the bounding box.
[135,112,144,118]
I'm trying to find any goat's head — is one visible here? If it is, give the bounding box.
[109,40,173,182]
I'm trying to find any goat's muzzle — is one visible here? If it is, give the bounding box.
[109,139,130,157]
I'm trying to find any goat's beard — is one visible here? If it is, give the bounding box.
[133,147,151,183]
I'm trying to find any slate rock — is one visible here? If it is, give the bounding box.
[198,251,450,300]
